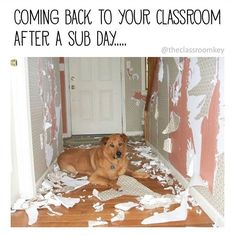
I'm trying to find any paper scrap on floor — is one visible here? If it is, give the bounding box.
[25,206,38,225]
[93,202,104,212]
[55,196,80,208]
[138,194,181,209]
[11,164,87,225]
[88,220,108,227]
[141,191,189,225]
[115,201,138,211]
[61,175,89,188]
[111,210,125,222]
[12,192,81,225]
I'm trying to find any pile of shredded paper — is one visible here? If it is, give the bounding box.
[12,142,202,226]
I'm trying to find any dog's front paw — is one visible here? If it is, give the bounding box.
[108,182,121,191]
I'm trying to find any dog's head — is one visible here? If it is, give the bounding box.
[101,134,128,160]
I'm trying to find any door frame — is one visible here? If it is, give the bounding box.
[63,57,72,137]
[64,57,127,136]
[11,57,36,202]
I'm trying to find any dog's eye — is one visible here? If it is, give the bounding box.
[110,143,115,148]
[119,143,123,146]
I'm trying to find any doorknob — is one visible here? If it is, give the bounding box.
[71,85,75,89]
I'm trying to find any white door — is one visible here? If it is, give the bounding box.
[69,58,122,134]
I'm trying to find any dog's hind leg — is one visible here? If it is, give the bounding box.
[126,168,150,179]
[60,165,79,177]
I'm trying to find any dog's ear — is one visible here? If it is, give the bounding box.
[101,136,109,145]
[120,133,128,143]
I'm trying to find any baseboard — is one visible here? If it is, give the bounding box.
[126,131,144,136]
[62,132,144,137]
[147,141,224,227]
[62,133,71,138]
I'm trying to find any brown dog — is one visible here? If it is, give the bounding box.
[57,134,149,189]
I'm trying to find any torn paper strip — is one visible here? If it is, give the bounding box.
[138,194,180,209]
[115,202,138,211]
[158,58,164,82]
[186,139,195,177]
[111,210,125,222]
[41,179,54,191]
[55,105,61,150]
[44,193,61,206]
[12,198,28,210]
[44,121,52,131]
[47,170,66,183]
[45,143,54,167]
[141,192,189,225]
[154,96,159,120]
[163,138,172,153]
[134,146,154,159]
[88,220,108,227]
[134,146,151,154]
[40,133,44,149]
[188,174,208,187]
[25,205,39,225]
[92,189,102,201]
[162,112,180,134]
[93,202,104,212]
[55,196,80,208]
[61,175,89,189]
[164,186,176,194]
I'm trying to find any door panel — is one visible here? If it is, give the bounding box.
[78,90,93,120]
[69,58,122,134]
[99,90,113,121]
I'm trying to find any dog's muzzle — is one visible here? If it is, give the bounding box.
[114,150,122,159]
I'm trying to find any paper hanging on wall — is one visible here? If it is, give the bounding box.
[131,91,146,106]
[154,96,159,120]
[44,121,52,131]
[158,58,164,82]
[162,112,180,134]
[40,133,44,150]
[126,60,140,80]
[189,174,208,187]
[45,143,53,167]
[55,105,61,151]
[186,139,195,177]
[188,58,217,120]
[163,138,172,153]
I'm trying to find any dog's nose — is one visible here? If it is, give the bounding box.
[116,150,122,157]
